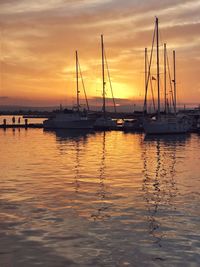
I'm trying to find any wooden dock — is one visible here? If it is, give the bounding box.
[0,124,44,129]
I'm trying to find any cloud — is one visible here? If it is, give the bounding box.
[0,0,199,107]
[0,96,9,99]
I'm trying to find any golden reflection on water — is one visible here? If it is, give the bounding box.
[74,139,81,194]
[141,135,189,247]
[52,130,112,221]
[0,129,200,266]
[90,131,110,222]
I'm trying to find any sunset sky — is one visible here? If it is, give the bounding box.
[0,0,200,109]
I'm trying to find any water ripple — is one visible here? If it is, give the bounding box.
[0,129,200,266]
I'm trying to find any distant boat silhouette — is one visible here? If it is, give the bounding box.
[43,51,94,129]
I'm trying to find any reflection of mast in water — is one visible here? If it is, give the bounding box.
[142,137,178,247]
[50,129,93,193]
[91,132,110,221]
[98,132,106,199]
[74,139,81,193]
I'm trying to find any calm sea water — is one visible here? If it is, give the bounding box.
[0,128,200,267]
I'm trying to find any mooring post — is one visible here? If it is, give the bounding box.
[25,118,28,128]
[3,119,6,128]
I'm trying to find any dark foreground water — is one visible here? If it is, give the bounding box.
[0,129,200,267]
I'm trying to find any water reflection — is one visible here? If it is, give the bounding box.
[44,128,94,142]
[44,130,111,221]
[144,133,190,144]
[44,129,94,157]
[0,129,199,266]
[45,129,95,194]
[142,134,189,246]
[74,139,81,193]
[91,132,110,221]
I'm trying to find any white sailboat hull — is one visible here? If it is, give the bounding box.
[94,117,117,130]
[143,117,190,134]
[43,112,94,129]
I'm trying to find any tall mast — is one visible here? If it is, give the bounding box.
[164,43,167,113]
[143,47,148,113]
[156,17,160,117]
[143,23,156,114]
[145,48,148,90]
[76,50,80,112]
[101,34,106,117]
[173,50,176,114]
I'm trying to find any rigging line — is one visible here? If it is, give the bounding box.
[159,76,164,110]
[158,27,164,51]
[166,50,175,113]
[103,48,117,113]
[143,22,156,113]
[77,58,90,111]
[147,55,156,112]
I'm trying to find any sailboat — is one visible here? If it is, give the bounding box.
[94,35,117,130]
[143,17,190,134]
[43,51,94,129]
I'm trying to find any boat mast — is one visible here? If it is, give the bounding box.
[101,34,106,117]
[173,50,176,114]
[156,17,160,117]
[76,50,80,112]
[143,47,148,113]
[145,48,148,92]
[164,43,167,113]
